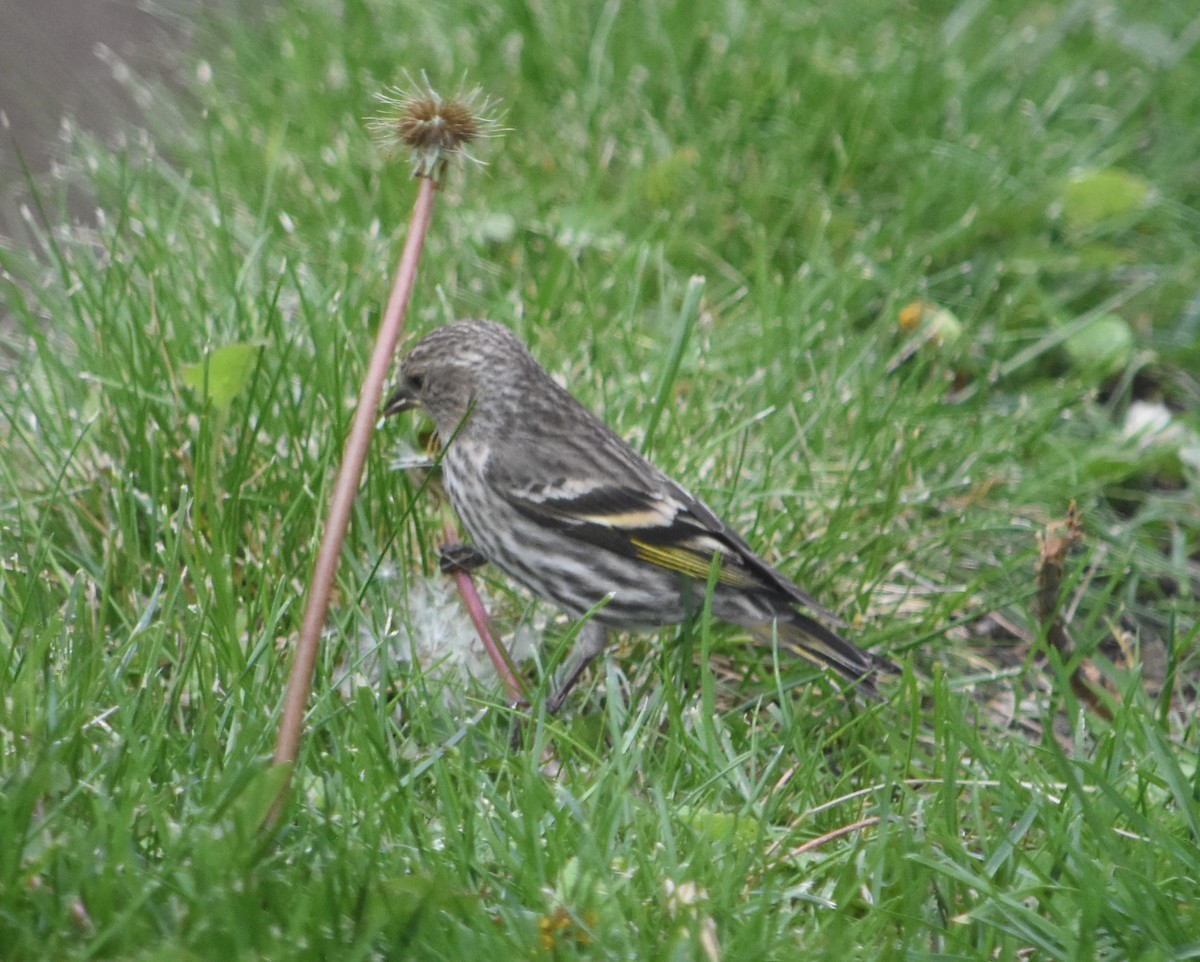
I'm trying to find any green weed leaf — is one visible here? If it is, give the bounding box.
[182,343,263,409]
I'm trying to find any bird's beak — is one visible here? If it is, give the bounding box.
[382,384,417,417]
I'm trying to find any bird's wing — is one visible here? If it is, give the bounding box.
[505,479,753,583]
[500,473,836,621]
[663,487,843,623]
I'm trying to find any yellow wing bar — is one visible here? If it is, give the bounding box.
[629,537,759,589]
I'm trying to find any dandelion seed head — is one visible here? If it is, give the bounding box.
[398,98,479,151]
[368,74,503,180]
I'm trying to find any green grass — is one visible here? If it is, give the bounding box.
[2,0,1199,958]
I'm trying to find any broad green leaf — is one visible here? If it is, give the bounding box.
[182,342,263,409]
[1061,167,1153,230]
[1062,314,1134,381]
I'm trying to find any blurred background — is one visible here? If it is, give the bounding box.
[0,0,188,239]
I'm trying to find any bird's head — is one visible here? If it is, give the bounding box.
[383,320,527,437]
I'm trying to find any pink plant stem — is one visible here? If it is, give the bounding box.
[440,517,528,706]
[272,177,437,786]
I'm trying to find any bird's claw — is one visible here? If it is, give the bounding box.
[437,542,488,574]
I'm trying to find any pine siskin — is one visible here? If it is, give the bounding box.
[384,320,892,712]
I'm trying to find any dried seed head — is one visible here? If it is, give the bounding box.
[397,98,478,151]
[368,74,502,181]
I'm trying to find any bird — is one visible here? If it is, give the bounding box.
[383,319,890,712]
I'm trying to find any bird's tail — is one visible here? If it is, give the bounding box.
[746,610,893,698]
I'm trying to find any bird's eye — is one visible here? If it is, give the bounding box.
[408,373,425,392]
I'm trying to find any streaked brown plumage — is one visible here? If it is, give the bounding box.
[385,320,891,711]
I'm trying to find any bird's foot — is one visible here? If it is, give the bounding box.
[437,541,488,574]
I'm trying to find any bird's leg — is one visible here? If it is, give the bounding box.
[437,541,488,574]
[545,621,609,714]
